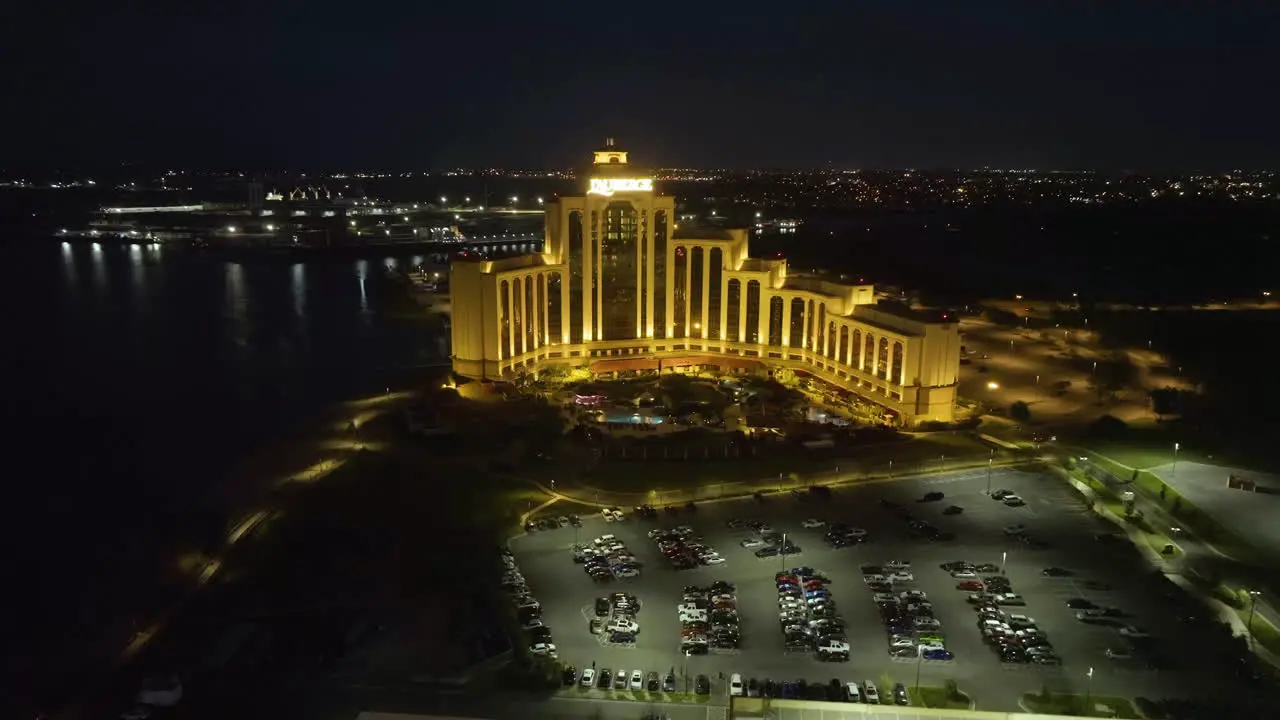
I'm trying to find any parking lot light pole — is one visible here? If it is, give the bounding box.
[1172,442,1180,480]
[986,457,994,495]
[889,459,894,477]
[1084,667,1094,713]
[1001,551,1008,575]
[780,532,788,572]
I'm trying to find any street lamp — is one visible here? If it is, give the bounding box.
[1248,591,1262,648]
[986,456,994,495]
[1001,550,1008,575]
[780,532,788,572]
[888,459,894,477]
[1173,442,1180,480]
[1084,667,1094,712]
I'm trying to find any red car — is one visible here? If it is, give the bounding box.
[776,574,799,585]
[804,579,825,590]
[957,580,985,591]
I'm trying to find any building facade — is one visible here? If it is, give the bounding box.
[449,142,960,425]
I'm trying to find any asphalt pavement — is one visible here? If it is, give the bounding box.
[510,466,1242,713]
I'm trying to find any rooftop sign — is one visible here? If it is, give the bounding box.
[588,178,653,196]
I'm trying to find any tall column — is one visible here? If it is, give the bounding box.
[530,274,541,351]
[506,279,516,360]
[757,290,769,349]
[857,332,867,372]
[737,285,747,345]
[670,242,680,338]
[635,214,644,339]
[560,270,570,345]
[824,319,832,359]
[516,276,526,355]
[595,226,603,342]
[582,211,594,343]
[700,246,711,341]
[645,210,656,338]
[719,273,730,343]
[886,340,896,388]
[683,247,692,338]
[781,296,792,348]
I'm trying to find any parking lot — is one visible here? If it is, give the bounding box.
[509,466,1246,711]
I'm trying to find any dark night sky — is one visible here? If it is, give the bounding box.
[4,2,1278,170]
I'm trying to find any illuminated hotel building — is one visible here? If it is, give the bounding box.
[449,141,960,425]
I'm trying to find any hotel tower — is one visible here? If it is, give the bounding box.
[449,141,960,425]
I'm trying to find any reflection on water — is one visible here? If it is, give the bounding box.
[291,263,306,319]
[224,262,249,348]
[128,244,145,305]
[14,240,447,715]
[90,242,106,290]
[61,241,76,285]
[356,258,369,312]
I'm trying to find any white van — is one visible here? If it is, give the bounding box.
[843,682,862,702]
[729,673,744,696]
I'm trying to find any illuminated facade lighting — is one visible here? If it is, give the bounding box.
[448,141,961,425]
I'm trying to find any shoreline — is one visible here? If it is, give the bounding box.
[46,388,424,720]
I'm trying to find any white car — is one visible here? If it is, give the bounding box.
[1105,648,1133,660]
[1003,524,1028,536]
[951,570,977,579]
[889,571,915,582]
[729,673,744,696]
[615,567,640,579]
[884,560,911,570]
[675,525,695,535]
[780,596,805,607]
[819,639,851,653]
[630,669,644,690]
[900,590,928,601]
[919,639,946,650]
[847,528,868,537]
[521,618,544,630]
[863,681,880,704]
[702,554,726,565]
[1007,614,1036,628]
[801,518,825,528]
[872,592,897,603]
[608,618,639,633]
[602,508,616,522]
[740,537,765,548]
[678,603,704,614]
[680,612,708,623]
[580,668,596,687]
[594,534,617,545]
[889,637,916,649]
[863,574,888,584]
[1003,495,1026,507]
[529,642,558,657]
[913,617,942,631]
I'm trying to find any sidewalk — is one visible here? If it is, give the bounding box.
[1066,445,1280,641]
[541,454,1034,509]
[1048,465,1280,671]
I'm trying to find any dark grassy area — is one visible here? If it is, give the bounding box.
[119,440,528,719]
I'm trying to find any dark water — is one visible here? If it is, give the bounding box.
[2,240,444,709]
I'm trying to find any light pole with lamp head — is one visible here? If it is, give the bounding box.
[1001,550,1008,575]
[1173,442,1180,480]
[1084,667,1094,713]
[986,453,994,495]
